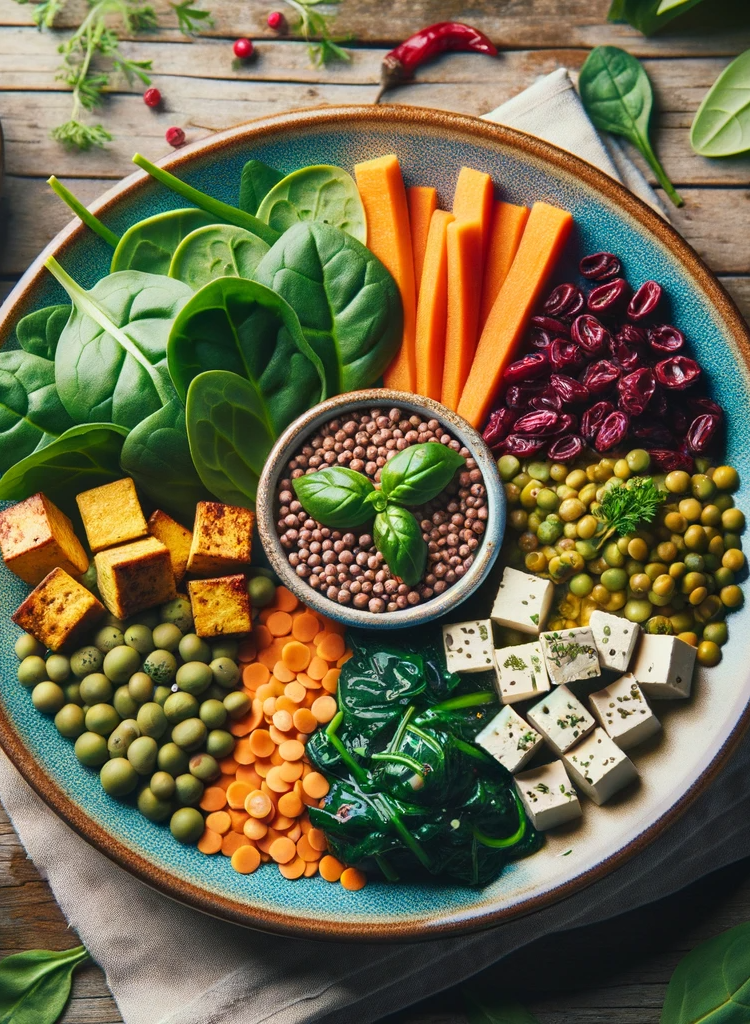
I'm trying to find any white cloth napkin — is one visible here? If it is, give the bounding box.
[0,70,738,1024]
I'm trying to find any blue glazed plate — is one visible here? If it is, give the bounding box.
[1,106,749,942]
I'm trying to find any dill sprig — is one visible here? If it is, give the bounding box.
[594,477,665,543]
[171,0,214,34]
[283,0,352,66]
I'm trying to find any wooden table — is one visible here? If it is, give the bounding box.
[1,1,749,1020]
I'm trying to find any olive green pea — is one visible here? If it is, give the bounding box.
[199,699,227,729]
[626,449,651,473]
[15,633,45,661]
[75,731,109,767]
[54,703,86,739]
[107,719,140,757]
[714,567,735,588]
[697,640,722,667]
[724,532,742,551]
[160,597,193,633]
[575,539,598,561]
[150,771,176,801]
[164,691,199,725]
[603,543,626,568]
[211,639,239,662]
[176,661,213,696]
[79,562,99,594]
[188,752,220,782]
[723,548,745,572]
[152,623,182,652]
[691,474,716,501]
[170,806,204,844]
[31,681,65,715]
[210,657,240,690]
[124,624,155,657]
[142,650,177,686]
[64,681,83,706]
[171,717,207,751]
[157,742,190,776]
[223,691,251,720]
[85,703,120,736]
[684,553,705,573]
[509,509,528,532]
[722,508,745,532]
[703,621,728,646]
[70,646,104,679]
[720,585,743,609]
[137,701,168,739]
[704,553,721,573]
[93,626,124,654]
[568,573,593,598]
[527,460,551,483]
[645,561,669,581]
[100,758,138,798]
[137,787,173,823]
[174,774,204,808]
[248,575,277,608]
[128,671,154,703]
[649,590,673,608]
[178,634,212,664]
[684,525,709,553]
[103,645,142,684]
[578,483,598,506]
[204,684,228,703]
[248,567,276,581]
[624,599,653,623]
[17,655,48,688]
[537,521,563,546]
[714,494,734,513]
[497,455,520,481]
[701,504,722,528]
[153,685,172,707]
[206,729,234,759]
[713,465,740,491]
[127,735,159,775]
[601,568,627,592]
[80,673,113,705]
[670,611,695,633]
[113,685,140,719]
[45,654,70,684]
[645,615,673,635]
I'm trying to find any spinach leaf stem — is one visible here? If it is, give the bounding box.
[431,691,496,712]
[325,712,368,786]
[472,793,527,849]
[48,176,120,248]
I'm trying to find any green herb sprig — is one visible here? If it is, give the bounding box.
[593,476,665,546]
[282,0,352,66]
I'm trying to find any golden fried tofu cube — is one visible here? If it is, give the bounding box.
[12,567,105,651]
[76,477,148,554]
[187,575,252,638]
[148,510,193,584]
[94,537,176,620]
[0,493,88,586]
[187,501,255,577]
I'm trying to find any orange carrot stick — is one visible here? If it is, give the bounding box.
[407,186,438,296]
[441,218,482,412]
[479,201,530,332]
[415,210,453,401]
[452,167,494,257]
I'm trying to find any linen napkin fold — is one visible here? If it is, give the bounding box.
[0,69,740,1024]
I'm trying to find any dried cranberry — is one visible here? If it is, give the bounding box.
[513,410,561,437]
[530,327,552,349]
[587,277,631,316]
[654,356,701,390]
[502,435,548,457]
[554,412,578,435]
[530,390,563,413]
[669,403,691,436]
[503,352,548,384]
[530,315,570,338]
[651,387,668,419]
[595,411,630,452]
[627,281,662,322]
[649,324,685,354]
[505,382,547,409]
[581,401,615,441]
[686,413,721,455]
[648,448,694,473]
[631,420,676,447]
[571,314,610,357]
[579,252,621,281]
[543,284,585,320]
[688,396,723,420]
[617,368,656,416]
[548,434,585,461]
[611,340,646,372]
[582,359,621,394]
[549,339,585,372]
[617,324,648,346]
[549,373,590,405]
[482,408,517,449]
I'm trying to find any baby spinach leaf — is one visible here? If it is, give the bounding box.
[47,257,192,430]
[185,370,276,507]
[253,222,402,396]
[0,944,90,1024]
[293,466,375,528]
[691,49,750,157]
[579,46,683,207]
[111,208,219,275]
[15,304,70,360]
[660,921,750,1023]
[380,443,464,506]
[608,0,707,35]
[167,277,326,434]
[256,165,367,243]
[373,504,426,585]
[239,159,284,215]
[0,350,75,474]
[169,225,270,291]
[463,991,540,1024]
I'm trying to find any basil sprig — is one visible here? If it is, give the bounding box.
[292,442,465,586]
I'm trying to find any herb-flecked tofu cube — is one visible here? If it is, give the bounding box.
[76,478,149,553]
[94,537,176,619]
[515,760,582,830]
[494,641,550,704]
[491,566,554,635]
[527,685,596,755]
[589,673,661,750]
[630,634,696,700]
[0,493,88,586]
[12,567,105,651]
[188,575,252,637]
[148,510,193,584]
[563,728,638,805]
[540,626,601,685]
[187,502,255,577]
[589,611,640,673]
[442,619,494,673]
[475,705,544,773]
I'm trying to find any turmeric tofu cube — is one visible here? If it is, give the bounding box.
[12,567,105,651]
[76,477,148,554]
[187,575,252,638]
[95,537,176,620]
[187,502,255,577]
[0,493,88,586]
[148,510,193,584]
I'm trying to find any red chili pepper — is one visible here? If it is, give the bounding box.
[375,23,497,103]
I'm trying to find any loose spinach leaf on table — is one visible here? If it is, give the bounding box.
[0,350,75,474]
[660,920,750,1023]
[238,159,285,215]
[167,277,326,434]
[380,443,465,505]
[111,208,219,274]
[253,221,402,396]
[292,466,375,528]
[608,0,707,34]
[15,304,70,360]
[691,49,750,157]
[185,370,276,507]
[373,504,427,586]
[256,165,367,243]
[169,225,270,291]
[0,944,90,1024]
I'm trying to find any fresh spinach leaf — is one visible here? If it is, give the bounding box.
[0,944,90,1024]
[293,466,375,528]
[660,920,750,1023]
[0,350,75,474]
[373,504,426,585]
[238,159,284,215]
[256,165,367,243]
[15,305,70,360]
[578,46,683,207]
[169,224,270,291]
[167,277,326,434]
[463,991,541,1023]
[380,443,464,506]
[691,49,750,157]
[111,208,219,274]
[608,0,707,34]
[185,370,276,507]
[46,257,192,430]
[253,221,402,396]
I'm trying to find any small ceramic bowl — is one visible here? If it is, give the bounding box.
[256,389,505,629]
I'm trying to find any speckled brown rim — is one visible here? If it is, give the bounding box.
[1,104,750,943]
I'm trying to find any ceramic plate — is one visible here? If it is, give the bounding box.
[1,106,749,942]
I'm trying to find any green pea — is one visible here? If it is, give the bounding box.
[248,575,276,608]
[713,466,739,491]
[79,562,99,594]
[80,673,113,705]
[54,703,86,739]
[174,774,204,808]
[223,691,252,720]
[703,553,720,573]
[128,672,154,704]
[210,657,240,690]
[691,474,716,501]
[670,611,695,633]
[75,731,109,767]
[64,681,83,706]
[31,681,65,715]
[626,449,650,473]
[94,626,125,654]
[103,645,142,684]
[113,685,139,719]
[701,504,722,528]
[15,633,45,661]
[206,729,234,759]
[204,684,228,703]
[188,752,220,782]
[211,639,239,661]
[722,508,745,532]
[171,717,207,751]
[160,597,193,634]
[720,585,743,609]
[157,742,190,776]
[124,624,155,657]
[45,654,70,684]
[703,621,728,646]
[137,702,168,739]
[578,483,598,506]
[601,568,627,592]
[107,719,140,757]
[714,494,735,513]
[509,509,528,532]
[697,640,722,667]
[17,655,48,688]
[624,599,653,623]
[70,646,104,679]
[85,703,120,736]
[152,623,182,652]
[533,487,558,513]
[199,699,227,729]
[537,520,563,545]
[724,532,742,551]
[645,615,673,635]
[567,573,593,598]
[713,567,735,588]
[164,691,200,725]
[150,771,176,801]
[100,758,138,798]
[684,553,705,573]
[137,787,173,823]
[176,661,213,697]
[178,634,212,664]
[142,649,177,686]
[603,542,626,568]
[170,806,204,844]
[127,735,159,775]
[153,685,172,707]
[575,539,598,561]
[497,455,521,482]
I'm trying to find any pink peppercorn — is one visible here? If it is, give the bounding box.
[267,11,284,29]
[143,87,162,108]
[165,126,185,148]
[233,37,254,59]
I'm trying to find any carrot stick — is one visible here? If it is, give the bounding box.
[457,201,573,429]
[407,186,438,296]
[415,209,454,401]
[441,219,482,412]
[452,167,494,258]
[479,201,530,332]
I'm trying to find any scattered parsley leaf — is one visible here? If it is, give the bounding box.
[283,0,352,66]
[594,476,665,539]
[171,0,214,34]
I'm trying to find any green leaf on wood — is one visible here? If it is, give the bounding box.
[463,991,541,1024]
[607,0,707,34]
[660,920,750,1023]
[691,48,750,157]
[0,944,90,1024]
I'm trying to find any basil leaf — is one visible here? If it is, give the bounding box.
[463,991,540,1024]
[238,159,284,215]
[691,49,750,157]
[15,304,70,360]
[293,467,375,528]
[660,921,750,1023]
[373,505,426,585]
[380,442,464,505]
[0,945,89,1024]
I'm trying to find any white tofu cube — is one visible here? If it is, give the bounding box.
[563,728,638,805]
[527,685,596,755]
[540,626,601,685]
[515,760,582,830]
[631,634,697,699]
[589,611,640,673]
[475,706,544,773]
[442,619,494,674]
[589,673,661,750]
[494,641,550,704]
[491,567,554,635]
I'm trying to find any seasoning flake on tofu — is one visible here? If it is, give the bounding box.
[540,626,601,685]
[514,760,582,830]
[563,728,638,805]
[589,610,640,673]
[527,684,596,755]
[490,566,554,635]
[630,634,697,700]
[493,641,550,704]
[442,619,494,673]
[12,567,105,651]
[589,673,661,750]
[475,705,544,773]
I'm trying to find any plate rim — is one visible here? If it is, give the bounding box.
[1,103,749,943]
